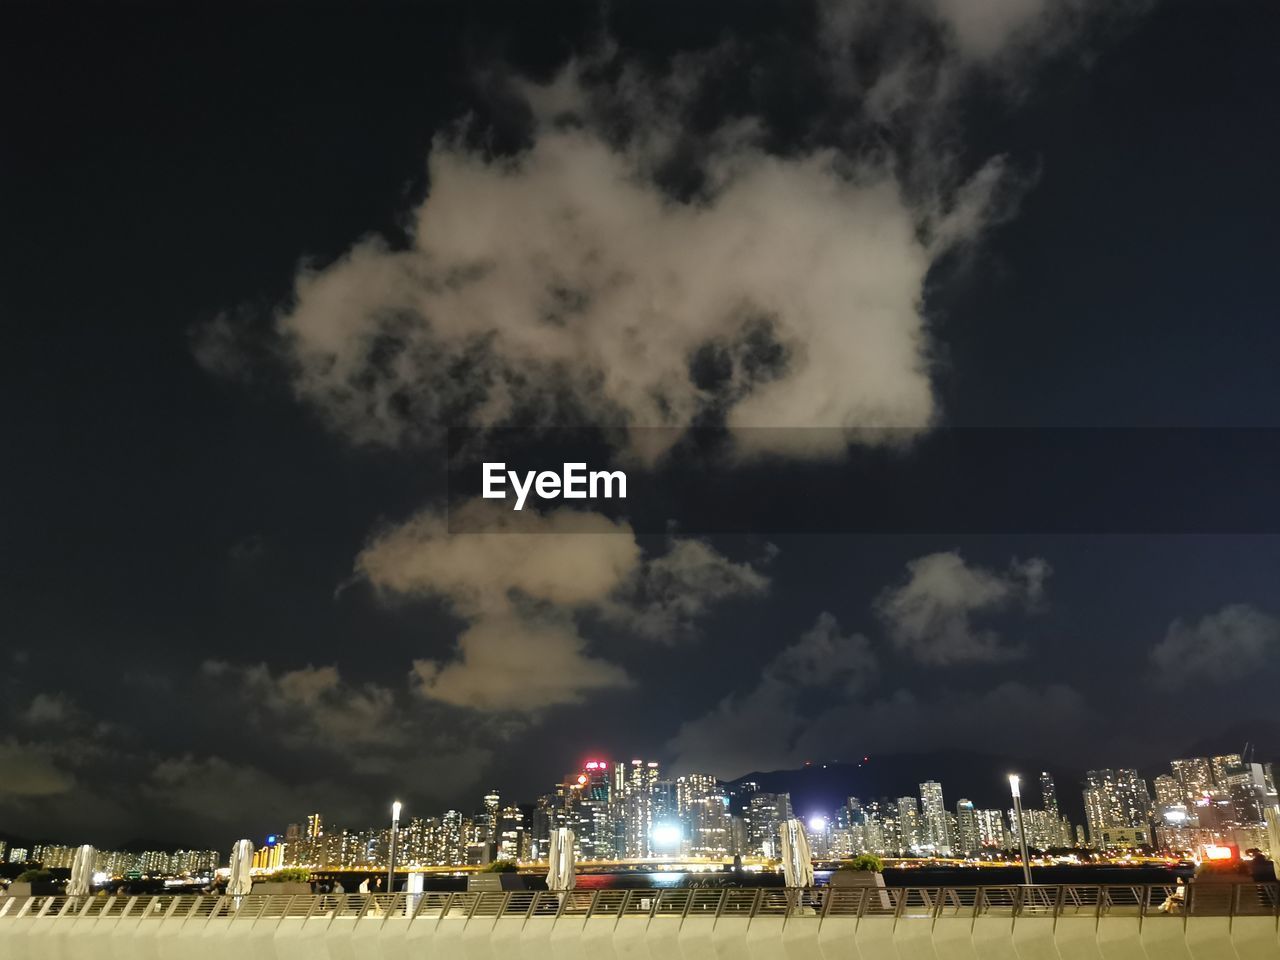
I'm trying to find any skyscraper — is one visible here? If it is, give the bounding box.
[1220,762,1268,825]
[974,809,1007,849]
[676,774,720,814]
[621,760,661,857]
[1039,772,1059,816]
[1211,754,1243,788]
[1153,774,1182,810]
[1171,758,1214,800]
[955,799,980,855]
[919,781,951,855]
[746,792,792,857]
[1083,770,1152,846]
[897,796,922,852]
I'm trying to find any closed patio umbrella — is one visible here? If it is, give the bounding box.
[66,845,95,897]
[545,827,576,892]
[228,839,255,897]
[780,819,814,890]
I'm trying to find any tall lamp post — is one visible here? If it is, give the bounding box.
[387,800,402,894]
[1009,775,1033,885]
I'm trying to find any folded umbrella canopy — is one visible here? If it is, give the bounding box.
[66,844,95,897]
[780,819,814,889]
[228,839,255,897]
[544,827,577,892]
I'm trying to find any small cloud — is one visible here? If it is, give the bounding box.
[22,692,76,726]
[600,538,769,642]
[410,611,632,712]
[874,551,1050,665]
[228,534,267,563]
[1149,603,1280,689]
[203,661,406,750]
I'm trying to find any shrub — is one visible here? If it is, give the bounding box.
[840,854,884,873]
[260,867,312,883]
[16,868,53,884]
[484,860,518,873]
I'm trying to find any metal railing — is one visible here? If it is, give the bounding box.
[1,884,1277,923]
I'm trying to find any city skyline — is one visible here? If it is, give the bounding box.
[5,0,1280,849]
[6,747,1275,872]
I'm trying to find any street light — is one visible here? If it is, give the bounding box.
[387,800,402,894]
[1009,775,1032,885]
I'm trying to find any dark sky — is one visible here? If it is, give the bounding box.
[3,0,1280,848]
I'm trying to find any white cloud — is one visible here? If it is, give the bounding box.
[22,692,77,726]
[875,551,1050,664]
[278,133,943,460]
[356,501,641,615]
[196,0,1151,465]
[410,611,631,711]
[927,0,1152,63]
[358,500,767,712]
[1149,603,1280,689]
[600,538,769,642]
[202,660,405,749]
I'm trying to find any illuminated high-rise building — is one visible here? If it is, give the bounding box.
[441,810,465,866]
[974,809,1007,849]
[1171,758,1214,800]
[955,799,980,855]
[1220,762,1268,825]
[746,792,792,857]
[496,806,526,861]
[1039,772,1059,816]
[919,781,951,855]
[1083,770,1152,845]
[687,795,733,858]
[676,774,720,814]
[1211,754,1243,788]
[897,796,922,852]
[621,760,661,857]
[1153,774,1182,810]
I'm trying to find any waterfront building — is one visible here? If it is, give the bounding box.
[919,781,951,855]
[441,810,465,865]
[746,792,792,858]
[252,843,283,870]
[1171,757,1214,800]
[31,845,76,869]
[1083,769,1152,845]
[1153,774,1182,810]
[955,799,980,855]
[676,774,720,814]
[1040,772,1059,816]
[687,795,733,858]
[621,760,661,858]
[974,809,1007,849]
[1093,825,1151,849]
[1220,762,1269,825]
[497,805,526,861]
[1211,754,1243,788]
[897,796,922,853]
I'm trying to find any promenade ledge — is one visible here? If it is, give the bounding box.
[2,884,1278,960]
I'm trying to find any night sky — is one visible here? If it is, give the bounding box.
[3,0,1280,848]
